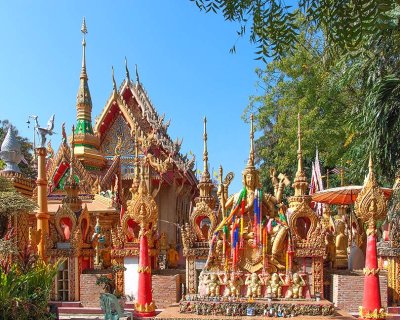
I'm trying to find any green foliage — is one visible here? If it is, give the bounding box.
[0,120,37,179]
[245,12,400,188]
[192,0,396,61]
[0,245,61,320]
[0,176,37,217]
[245,24,354,189]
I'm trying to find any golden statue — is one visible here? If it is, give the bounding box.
[335,220,348,269]
[213,114,289,273]
[267,273,283,298]
[223,272,243,297]
[287,273,305,299]
[204,273,222,297]
[245,272,263,298]
[167,243,179,268]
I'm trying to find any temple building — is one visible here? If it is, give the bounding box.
[1,18,197,305]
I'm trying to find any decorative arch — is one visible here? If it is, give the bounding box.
[190,201,217,241]
[55,205,77,242]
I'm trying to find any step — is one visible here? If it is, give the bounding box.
[49,301,82,308]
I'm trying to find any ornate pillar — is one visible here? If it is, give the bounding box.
[35,147,50,261]
[126,166,158,317]
[135,228,156,317]
[186,256,197,294]
[354,156,386,320]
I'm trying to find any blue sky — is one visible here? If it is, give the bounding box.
[0,1,263,192]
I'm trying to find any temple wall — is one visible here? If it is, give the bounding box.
[80,271,112,307]
[157,186,178,244]
[330,271,387,314]
[124,257,139,300]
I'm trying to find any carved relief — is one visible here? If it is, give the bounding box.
[55,205,77,242]
[100,115,135,157]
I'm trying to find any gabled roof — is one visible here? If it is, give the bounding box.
[46,142,94,194]
[93,77,197,186]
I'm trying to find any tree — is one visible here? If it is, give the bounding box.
[192,0,397,61]
[245,23,355,189]
[0,120,37,179]
[0,176,37,218]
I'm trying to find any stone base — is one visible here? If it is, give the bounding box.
[158,304,352,319]
[179,296,334,317]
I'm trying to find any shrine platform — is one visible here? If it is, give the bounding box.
[177,296,336,318]
[156,305,354,319]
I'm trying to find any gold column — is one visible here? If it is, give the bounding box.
[35,147,49,261]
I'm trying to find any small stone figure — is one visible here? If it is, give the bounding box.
[287,273,305,299]
[205,273,222,297]
[245,272,262,298]
[223,272,243,297]
[267,273,282,298]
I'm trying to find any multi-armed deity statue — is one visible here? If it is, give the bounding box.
[204,115,290,275]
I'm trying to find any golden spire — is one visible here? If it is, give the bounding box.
[80,17,88,80]
[297,112,304,175]
[202,116,209,177]
[125,57,131,85]
[292,112,308,197]
[247,113,255,168]
[69,125,75,182]
[112,66,117,93]
[76,16,93,130]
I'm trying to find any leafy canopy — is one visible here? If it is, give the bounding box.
[192,0,397,61]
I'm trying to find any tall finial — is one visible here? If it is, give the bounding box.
[369,152,373,174]
[70,125,75,181]
[297,112,304,174]
[247,113,255,167]
[80,17,88,79]
[125,57,131,85]
[135,64,140,84]
[112,66,117,92]
[203,116,209,175]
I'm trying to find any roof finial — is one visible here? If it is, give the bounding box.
[369,152,373,174]
[297,112,304,173]
[125,57,131,85]
[80,17,88,79]
[112,66,117,92]
[247,113,255,167]
[135,64,140,84]
[203,116,209,175]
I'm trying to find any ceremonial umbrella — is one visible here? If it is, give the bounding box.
[311,185,392,205]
